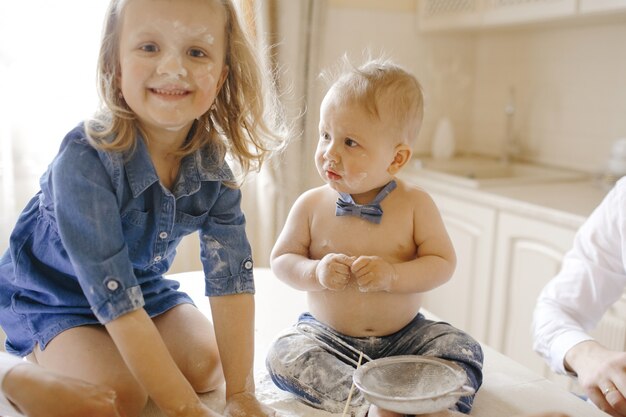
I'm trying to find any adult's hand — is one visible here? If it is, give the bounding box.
[565,340,626,417]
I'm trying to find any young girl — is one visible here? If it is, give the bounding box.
[0,0,289,416]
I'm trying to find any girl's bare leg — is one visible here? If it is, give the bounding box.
[3,362,122,417]
[31,325,148,417]
[153,303,224,393]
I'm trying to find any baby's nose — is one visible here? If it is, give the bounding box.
[324,143,341,162]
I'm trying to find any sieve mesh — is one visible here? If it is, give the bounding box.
[357,357,463,399]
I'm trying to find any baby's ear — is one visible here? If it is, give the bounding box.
[388,144,412,175]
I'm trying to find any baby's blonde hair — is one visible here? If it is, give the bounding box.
[86,0,290,185]
[321,54,424,145]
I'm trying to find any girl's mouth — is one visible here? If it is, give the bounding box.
[149,87,191,98]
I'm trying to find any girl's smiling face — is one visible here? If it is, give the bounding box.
[118,0,228,134]
[315,86,400,204]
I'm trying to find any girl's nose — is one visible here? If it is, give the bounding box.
[156,53,188,78]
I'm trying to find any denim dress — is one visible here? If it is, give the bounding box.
[0,124,255,356]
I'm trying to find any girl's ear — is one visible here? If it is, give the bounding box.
[388,144,412,175]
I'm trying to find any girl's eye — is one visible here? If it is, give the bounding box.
[188,48,207,58]
[320,132,331,141]
[345,138,358,147]
[139,43,159,53]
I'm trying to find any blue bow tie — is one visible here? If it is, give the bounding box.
[335,180,397,224]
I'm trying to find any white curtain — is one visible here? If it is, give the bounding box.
[0,1,109,253]
[240,0,328,267]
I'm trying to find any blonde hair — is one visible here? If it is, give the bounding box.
[321,54,424,145]
[86,0,290,185]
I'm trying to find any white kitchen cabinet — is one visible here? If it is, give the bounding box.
[487,211,626,390]
[423,191,496,343]
[417,0,609,31]
[487,212,576,381]
[417,0,483,31]
[481,0,577,26]
[579,0,626,14]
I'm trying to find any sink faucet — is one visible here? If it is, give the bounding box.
[502,88,519,164]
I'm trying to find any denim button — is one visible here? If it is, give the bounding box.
[244,260,253,270]
[106,280,119,291]
[154,255,162,262]
[159,232,168,239]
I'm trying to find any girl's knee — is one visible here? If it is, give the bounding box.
[184,344,224,393]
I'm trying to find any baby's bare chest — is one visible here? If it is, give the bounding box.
[309,213,416,261]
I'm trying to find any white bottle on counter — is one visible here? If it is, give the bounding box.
[431,117,455,160]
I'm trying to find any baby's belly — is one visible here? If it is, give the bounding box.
[307,290,423,337]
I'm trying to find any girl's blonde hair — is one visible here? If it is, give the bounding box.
[87,0,290,185]
[321,54,425,145]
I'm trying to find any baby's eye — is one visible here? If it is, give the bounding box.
[345,138,358,147]
[188,48,208,58]
[320,132,331,141]
[139,43,159,53]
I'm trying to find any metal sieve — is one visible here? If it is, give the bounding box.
[353,355,474,414]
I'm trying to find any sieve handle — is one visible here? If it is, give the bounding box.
[446,385,475,397]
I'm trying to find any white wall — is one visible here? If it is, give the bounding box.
[317,1,626,176]
[471,21,626,172]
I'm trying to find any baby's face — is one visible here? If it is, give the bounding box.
[118,0,228,134]
[316,87,399,204]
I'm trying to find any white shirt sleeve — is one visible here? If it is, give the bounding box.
[532,177,626,374]
[0,352,26,417]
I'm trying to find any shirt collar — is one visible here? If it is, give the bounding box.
[124,133,236,198]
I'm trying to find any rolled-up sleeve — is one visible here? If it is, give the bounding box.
[50,138,144,323]
[532,178,626,374]
[200,184,255,296]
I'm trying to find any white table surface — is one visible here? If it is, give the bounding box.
[141,268,608,417]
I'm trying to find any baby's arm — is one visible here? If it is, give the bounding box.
[353,189,456,294]
[105,309,219,417]
[270,191,326,291]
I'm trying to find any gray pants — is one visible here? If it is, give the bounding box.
[265,312,483,415]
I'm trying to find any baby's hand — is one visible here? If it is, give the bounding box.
[316,253,355,290]
[351,256,397,292]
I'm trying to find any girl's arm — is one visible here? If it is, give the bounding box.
[105,309,219,417]
[208,293,274,417]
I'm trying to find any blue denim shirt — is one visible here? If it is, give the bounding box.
[5,124,254,324]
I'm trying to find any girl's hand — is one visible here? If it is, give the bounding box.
[316,253,355,291]
[223,392,277,417]
[164,401,222,417]
[351,256,397,292]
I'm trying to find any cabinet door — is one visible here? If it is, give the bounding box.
[424,192,496,342]
[481,0,577,26]
[417,0,483,31]
[488,212,576,380]
[579,0,626,13]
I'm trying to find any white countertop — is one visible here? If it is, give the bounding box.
[399,163,609,229]
[141,269,608,417]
